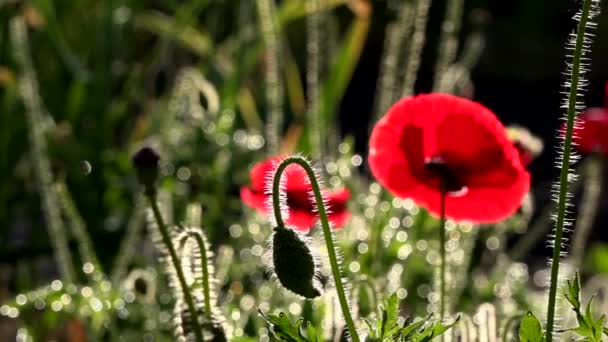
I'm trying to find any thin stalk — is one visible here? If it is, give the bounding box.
[188,232,213,321]
[111,195,145,283]
[401,0,432,97]
[373,2,415,119]
[546,0,597,340]
[439,183,447,321]
[570,154,601,267]
[10,16,76,282]
[55,182,104,278]
[271,157,360,342]
[433,0,464,90]
[256,0,284,154]
[500,314,523,342]
[306,0,323,159]
[147,195,204,342]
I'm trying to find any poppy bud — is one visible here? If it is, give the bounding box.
[132,147,160,195]
[271,227,322,299]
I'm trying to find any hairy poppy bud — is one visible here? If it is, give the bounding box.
[271,227,322,299]
[132,147,160,195]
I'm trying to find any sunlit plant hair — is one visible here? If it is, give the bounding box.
[545,0,601,341]
[173,225,227,342]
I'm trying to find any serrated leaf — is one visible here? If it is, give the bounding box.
[405,316,459,342]
[519,311,545,342]
[400,315,432,339]
[259,310,309,342]
[379,294,399,339]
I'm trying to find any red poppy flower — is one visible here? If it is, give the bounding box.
[572,108,608,155]
[240,157,350,232]
[368,93,530,223]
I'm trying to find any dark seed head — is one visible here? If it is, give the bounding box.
[132,147,160,194]
[271,227,322,299]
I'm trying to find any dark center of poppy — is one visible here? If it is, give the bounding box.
[423,157,466,194]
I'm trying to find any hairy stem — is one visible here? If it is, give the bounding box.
[401,0,432,97]
[10,16,75,282]
[55,182,104,278]
[188,231,213,321]
[306,0,323,159]
[147,195,204,342]
[256,0,283,154]
[546,0,596,339]
[271,157,359,342]
[433,0,464,90]
[439,184,447,322]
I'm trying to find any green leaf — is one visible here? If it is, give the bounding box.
[400,315,432,339]
[259,310,317,342]
[379,293,399,339]
[564,272,582,310]
[305,322,321,342]
[407,316,460,342]
[519,311,545,342]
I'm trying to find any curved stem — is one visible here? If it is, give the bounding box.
[500,314,523,342]
[147,195,204,342]
[546,0,594,340]
[188,232,213,321]
[271,157,360,342]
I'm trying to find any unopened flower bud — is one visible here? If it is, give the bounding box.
[271,227,322,299]
[132,147,160,195]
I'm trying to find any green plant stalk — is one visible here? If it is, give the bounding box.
[433,0,464,90]
[147,195,204,342]
[189,232,213,321]
[10,16,76,283]
[271,157,360,342]
[570,154,601,267]
[546,0,594,340]
[55,182,104,277]
[401,0,432,97]
[306,0,323,159]
[256,0,284,154]
[439,184,447,322]
[111,195,145,283]
[374,2,415,119]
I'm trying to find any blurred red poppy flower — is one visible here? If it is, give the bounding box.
[369,93,530,223]
[572,105,608,155]
[240,157,350,232]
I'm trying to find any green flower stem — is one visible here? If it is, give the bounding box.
[147,195,204,342]
[546,0,594,340]
[271,157,360,342]
[188,231,213,321]
[570,154,601,268]
[439,183,447,322]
